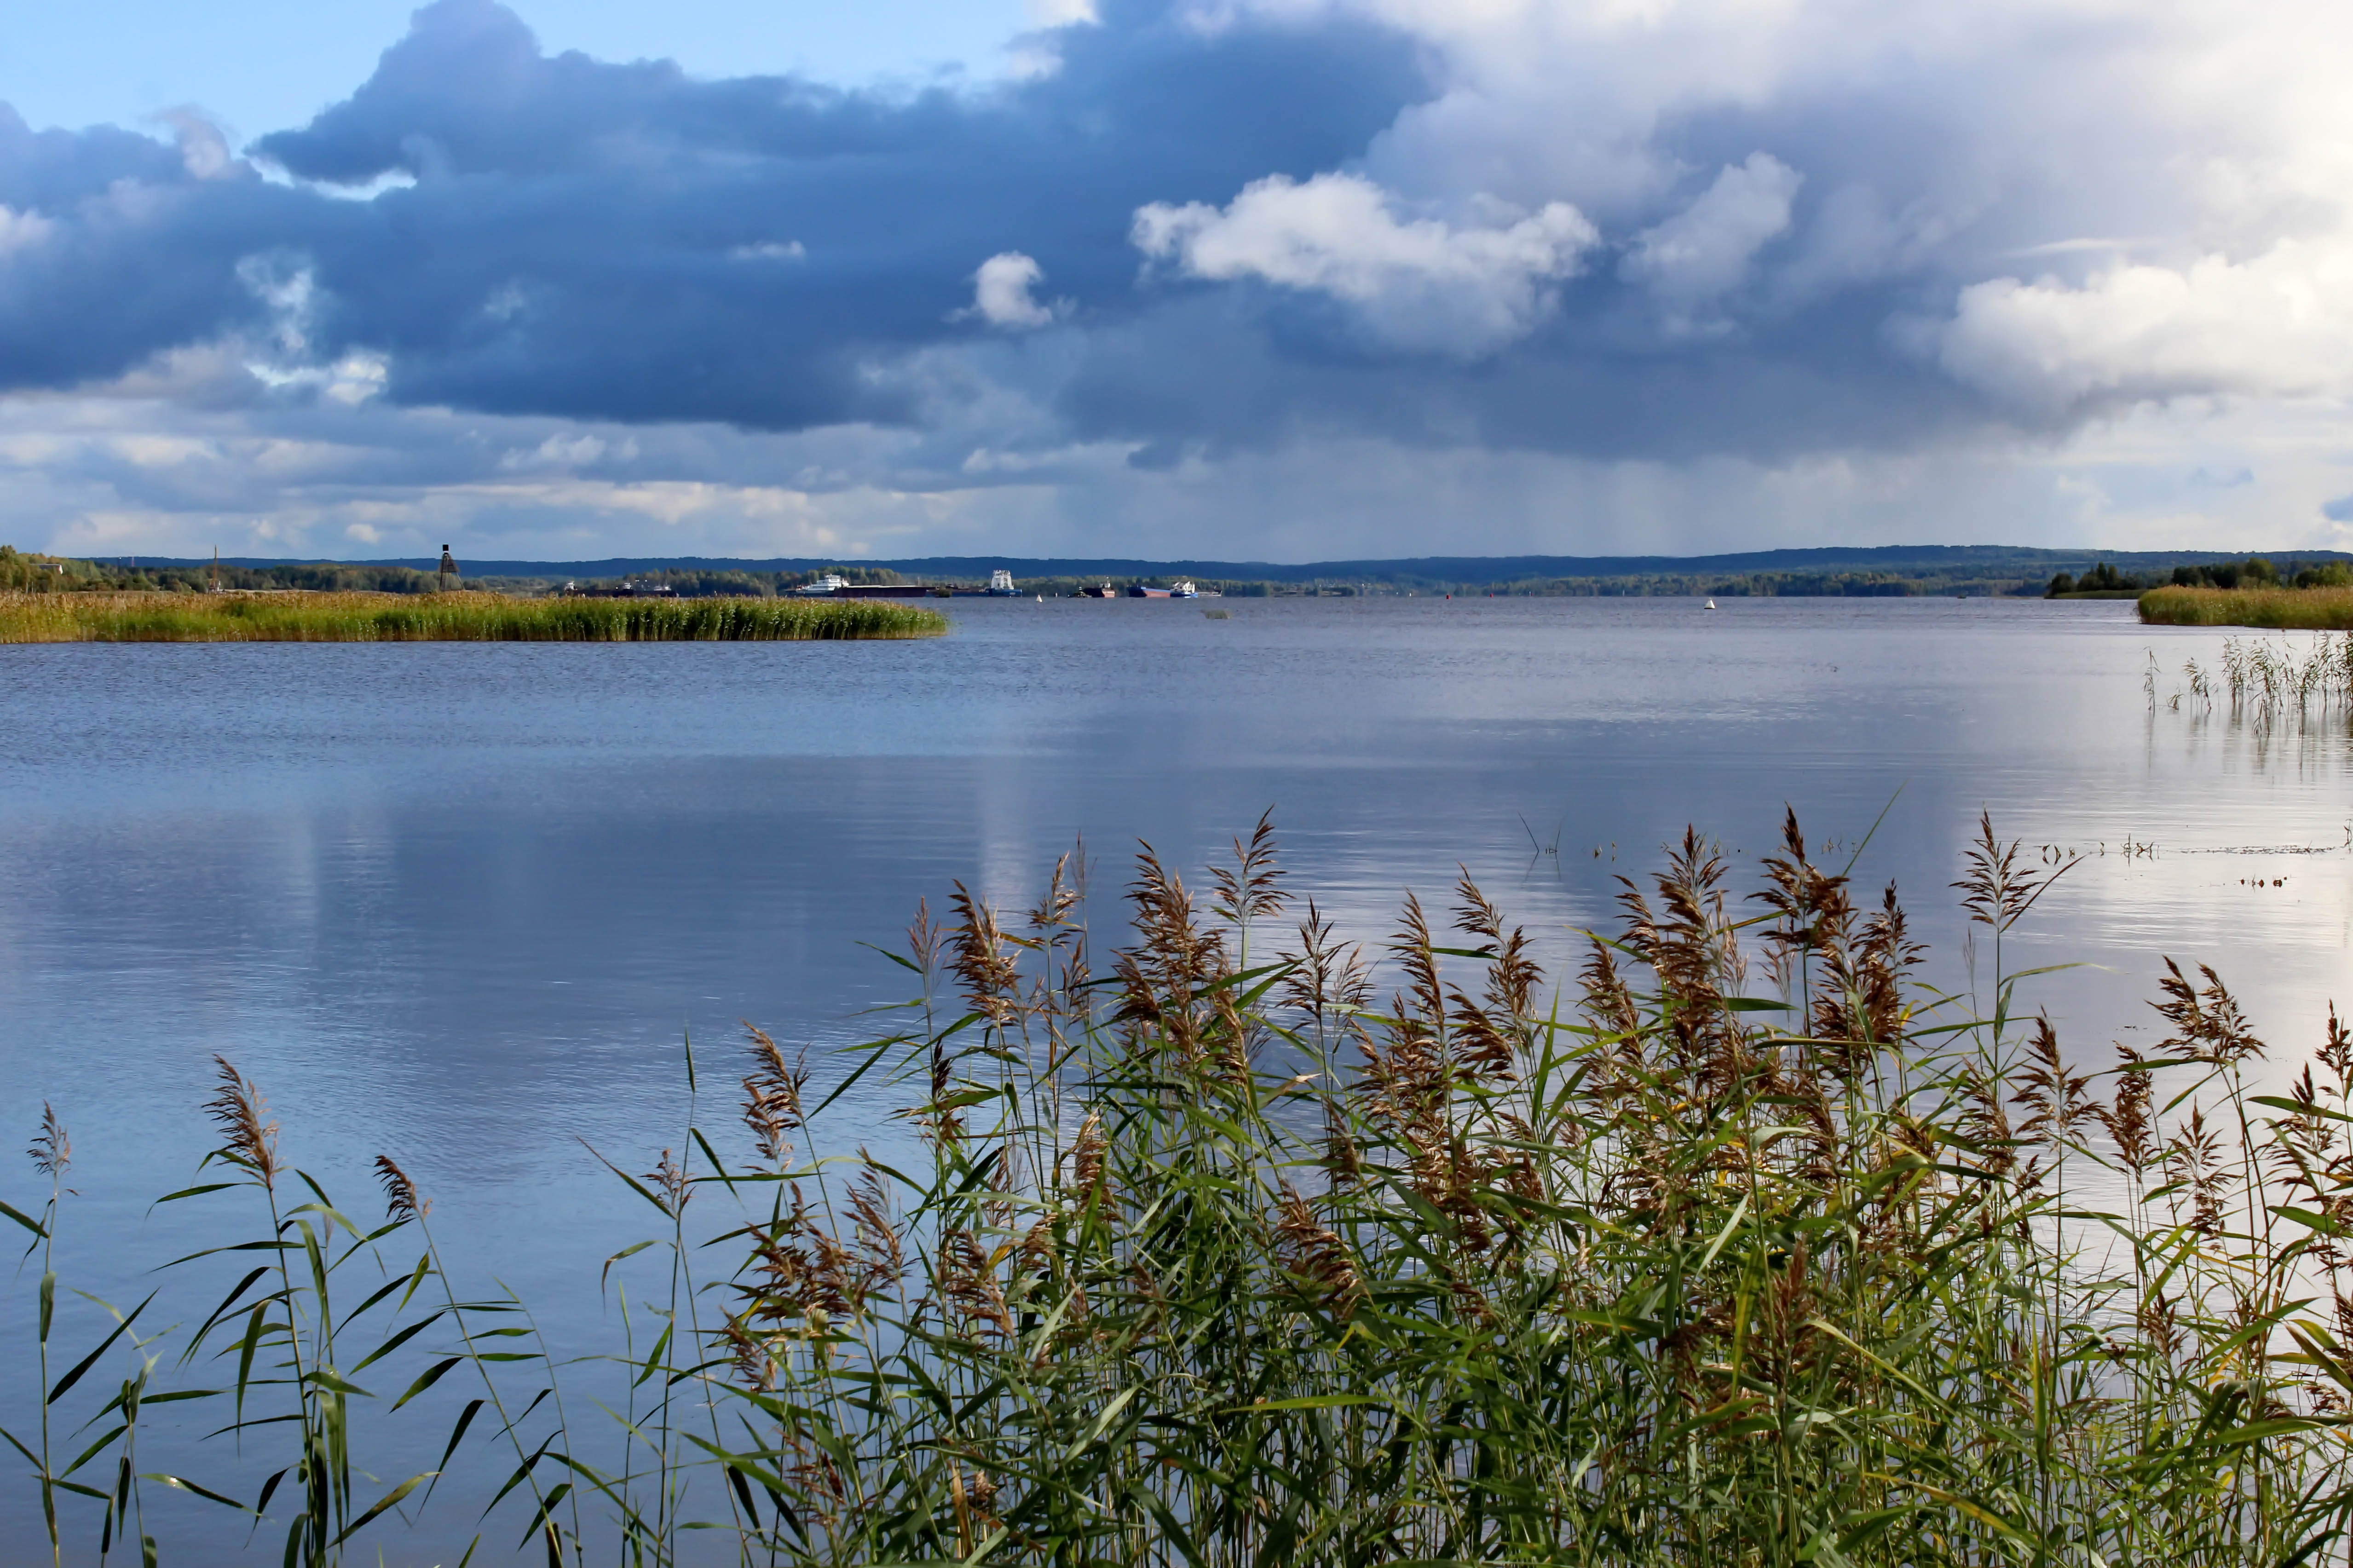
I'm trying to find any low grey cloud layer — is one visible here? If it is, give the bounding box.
[1,0,2348,561]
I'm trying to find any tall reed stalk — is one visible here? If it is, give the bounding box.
[161,1059,438,1565]
[1,1107,72,1566]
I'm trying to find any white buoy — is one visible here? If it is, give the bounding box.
[1705,598,1718,610]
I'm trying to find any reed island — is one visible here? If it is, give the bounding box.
[0,544,947,640]
[2137,583,2353,628]
[0,590,946,642]
[2043,553,2353,628]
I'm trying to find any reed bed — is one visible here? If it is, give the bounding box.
[10,813,2353,1565]
[2156,631,2353,727]
[0,591,946,643]
[2140,584,2353,629]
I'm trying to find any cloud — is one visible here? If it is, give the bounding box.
[4,0,2353,561]
[0,203,53,257]
[0,0,1428,425]
[1937,238,2353,415]
[1621,154,1801,326]
[153,109,239,182]
[1133,172,1595,354]
[969,252,1056,329]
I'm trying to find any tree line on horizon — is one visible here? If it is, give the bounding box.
[2049,557,2353,596]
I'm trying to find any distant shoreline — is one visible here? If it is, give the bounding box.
[78,543,2353,582]
[22,542,2353,604]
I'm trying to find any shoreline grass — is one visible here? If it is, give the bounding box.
[10,812,2353,1563]
[0,590,947,643]
[2139,582,2353,628]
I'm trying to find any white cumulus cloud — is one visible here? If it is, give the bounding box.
[969,252,1056,329]
[1132,172,1598,356]
[1937,237,2353,414]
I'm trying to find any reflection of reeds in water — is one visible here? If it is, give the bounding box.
[12,813,2353,1564]
[0,591,946,642]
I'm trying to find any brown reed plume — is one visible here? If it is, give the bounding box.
[1274,1184,1366,1319]
[1758,806,1845,963]
[1617,830,1754,1105]
[2096,1047,2158,1181]
[1277,899,1373,1036]
[741,1023,809,1169]
[2165,1106,2231,1237]
[1062,1111,1108,1200]
[1027,849,1085,934]
[949,882,1025,1026]
[1954,808,2073,935]
[202,1055,278,1189]
[728,1176,903,1370]
[29,1101,68,1180]
[2153,958,2265,1066]
[1209,809,1287,963]
[1108,846,1254,1092]
[2016,1012,2096,1153]
[373,1155,429,1221]
[644,1148,691,1217]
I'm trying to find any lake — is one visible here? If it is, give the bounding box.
[2,594,2347,1557]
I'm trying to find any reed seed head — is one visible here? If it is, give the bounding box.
[202,1055,278,1189]
[374,1155,427,1221]
[742,1023,809,1169]
[29,1101,68,1179]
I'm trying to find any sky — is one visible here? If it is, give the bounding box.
[3,0,2351,564]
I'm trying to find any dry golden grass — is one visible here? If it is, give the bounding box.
[2139,583,2353,628]
[0,590,946,642]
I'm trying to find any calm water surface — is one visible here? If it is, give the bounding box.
[2,595,2347,1556]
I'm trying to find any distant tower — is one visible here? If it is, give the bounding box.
[437,545,459,592]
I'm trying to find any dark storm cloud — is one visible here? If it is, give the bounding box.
[0,0,1429,430]
[1053,270,1988,466]
[0,106,315,386]
[0,0,2143,472]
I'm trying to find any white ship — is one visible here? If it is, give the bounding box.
[985,569,1019,596]
[795,573,848,596]
[1171,580,1198,599]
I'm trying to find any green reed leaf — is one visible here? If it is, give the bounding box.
[48,1292,150,1405]
[143,1471,254,1511]
[332,1471,434,1545]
